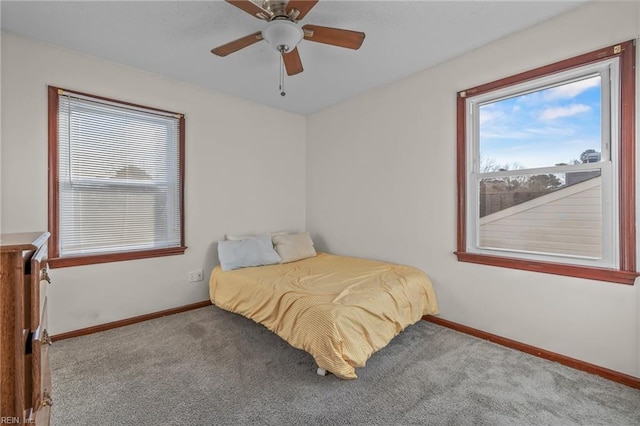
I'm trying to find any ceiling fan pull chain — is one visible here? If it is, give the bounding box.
[279,50,286,97]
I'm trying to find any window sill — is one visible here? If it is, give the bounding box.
[48,246,187,268]
[455,251,638,285]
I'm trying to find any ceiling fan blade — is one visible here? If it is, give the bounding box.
[286,0,319,21]
[302,24,365,50]
[282,47,304,76]
[211,31,263,57]
[226,0,271,20]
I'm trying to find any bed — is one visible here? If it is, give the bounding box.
[209,252,439,379]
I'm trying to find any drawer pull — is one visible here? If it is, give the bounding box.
[41,268,51,284]
[42,390,53,407]
[42,329,53,346]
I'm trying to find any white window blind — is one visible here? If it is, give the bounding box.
[56,91,182,257]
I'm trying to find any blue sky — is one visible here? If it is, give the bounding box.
[479,76,601,170]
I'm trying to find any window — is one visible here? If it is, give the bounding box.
[48,87,186,268]
[456,41,637,284]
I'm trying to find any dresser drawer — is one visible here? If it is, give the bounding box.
[30,243,50,332]
[30,297,52,415]
[34,344,52,426]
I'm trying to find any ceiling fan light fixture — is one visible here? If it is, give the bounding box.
[262,19,303,52]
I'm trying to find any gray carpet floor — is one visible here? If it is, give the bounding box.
[50,306,640,425]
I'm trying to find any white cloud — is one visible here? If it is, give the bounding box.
[543,76,600,101]
[480,128,531,139]
[539,103,591,120]
[479,106,505,125]
[524,126,574,137]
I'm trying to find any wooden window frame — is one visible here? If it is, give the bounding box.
[455,40,637,285]
[47,86,187,268]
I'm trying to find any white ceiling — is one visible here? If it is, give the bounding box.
[1,0,586,115]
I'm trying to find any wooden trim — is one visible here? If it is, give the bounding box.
[423,315,640,389]
[618,40,636,273]
[461,41,633,98]
[48,246,187,269]
[51,300,212,342]
[455,252,638,285]
[455,40,637,282]
[48,86,60,260]
[50,86,183,117]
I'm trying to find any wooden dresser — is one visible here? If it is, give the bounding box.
[0,232,52,425]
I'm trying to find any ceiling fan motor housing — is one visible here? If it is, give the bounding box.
[262,19,303,52]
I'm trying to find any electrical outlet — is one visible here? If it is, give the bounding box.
[188,269,204,283]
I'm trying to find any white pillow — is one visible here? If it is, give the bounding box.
[217,234,282,271]
[271,232,317,263]
[226,231,288,241]
[226,233,253,241]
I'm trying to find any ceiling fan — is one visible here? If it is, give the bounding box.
[211,0,366,77]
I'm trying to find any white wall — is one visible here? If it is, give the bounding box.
[0,33,306,334]
[306,1,640,377]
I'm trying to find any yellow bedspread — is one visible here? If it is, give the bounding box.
[209,252,439,379]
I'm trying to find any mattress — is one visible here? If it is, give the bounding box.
[209,252,439,379]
